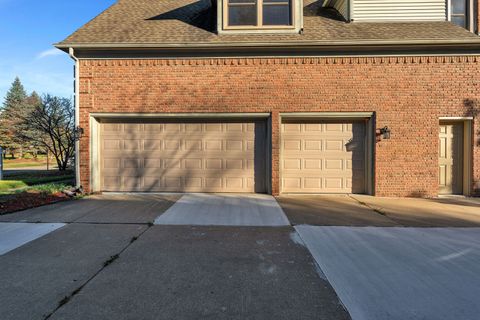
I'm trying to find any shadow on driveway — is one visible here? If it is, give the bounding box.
[277,194,480,228]
[0,194,180,224]
[352,195,480,227]
[48,226,350,320]
[276,195,399,227]
[0,223,147,320]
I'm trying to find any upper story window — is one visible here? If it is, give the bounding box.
[450,0,468,29]
[225,0,294,28]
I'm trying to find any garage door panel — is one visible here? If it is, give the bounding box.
[324,178,343,189]
[143,140,162,151]
[102,141,122,152]
[103,176,121,190]
[304,178,322,189]
[100,120,265,193]
[144,158,162,168]
[305,140,322,151]
[283,159,302,170]
[283,178,301,189]
[284,140,302,150]
[282,120,366,194]
[103,123,122,133]
[304,159,322,170]
[143,124,162,132]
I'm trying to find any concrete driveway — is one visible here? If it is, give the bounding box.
[0,193,348,320]
[0,193,181,224]
[277,194,480,227]
[1,193,479,320]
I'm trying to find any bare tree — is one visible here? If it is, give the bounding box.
[21,95,75,171]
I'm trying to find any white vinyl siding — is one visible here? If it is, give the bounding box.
[323,0,447,22]
[352,0,447,21]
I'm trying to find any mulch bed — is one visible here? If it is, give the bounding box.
[0,191,72,215]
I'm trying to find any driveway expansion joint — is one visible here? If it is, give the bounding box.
[347,194,402,226]
[42,224,152,320]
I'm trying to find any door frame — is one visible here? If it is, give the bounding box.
[279,112,375,195]
[439,117,473,196]
[90,113,272,194]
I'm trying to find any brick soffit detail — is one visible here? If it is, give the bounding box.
[79,55,480,67]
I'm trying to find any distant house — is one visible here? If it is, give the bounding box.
[56,0,480,197]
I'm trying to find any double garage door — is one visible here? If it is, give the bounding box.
[99,118,367,194]
[101,120,267,193]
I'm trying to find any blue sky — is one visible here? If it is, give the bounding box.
[0,0,116,102]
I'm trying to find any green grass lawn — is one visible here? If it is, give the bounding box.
[0,181,28,192]
[3,155,55,169]
[0,182,70,196]
[0,170,74,196]
[0,161,76,213]
[3,162,50,169]
[0,182,75,215]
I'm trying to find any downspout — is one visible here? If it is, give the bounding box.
[69,47,81,189]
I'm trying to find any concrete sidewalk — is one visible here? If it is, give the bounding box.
[155,194,290,226]
[0,223,65,255]
[296,226,480,320]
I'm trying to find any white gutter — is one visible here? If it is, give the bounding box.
[54,38,480,50]
[69,48,81,189]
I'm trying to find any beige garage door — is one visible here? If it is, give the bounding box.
[281,121,366,194]
[100,120,266,193]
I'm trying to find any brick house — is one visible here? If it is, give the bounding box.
[56,0,480,197]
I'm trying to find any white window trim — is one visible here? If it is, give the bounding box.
[217,0,303,34]
[223,0,295,30]
[448,0,475,33]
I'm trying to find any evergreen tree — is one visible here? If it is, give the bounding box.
[0,77,27,158]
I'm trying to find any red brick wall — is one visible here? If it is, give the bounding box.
[78,56,480,197]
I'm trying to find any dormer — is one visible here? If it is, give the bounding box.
[216,0,304,34]
[323,0,477,33]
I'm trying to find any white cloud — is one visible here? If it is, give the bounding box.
[37,48,63,59]
[0,57,74,100]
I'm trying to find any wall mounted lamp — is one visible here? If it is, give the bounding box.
[74,126,84,141]
[379,126,391,140]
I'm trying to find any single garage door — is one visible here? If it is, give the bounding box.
[100,120,267,193]
[281,121,366,194]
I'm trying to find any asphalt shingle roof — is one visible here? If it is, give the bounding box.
[57,0,480,47]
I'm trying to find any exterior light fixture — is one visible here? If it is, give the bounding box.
[74,126,84,141]
[379,127,391,139]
